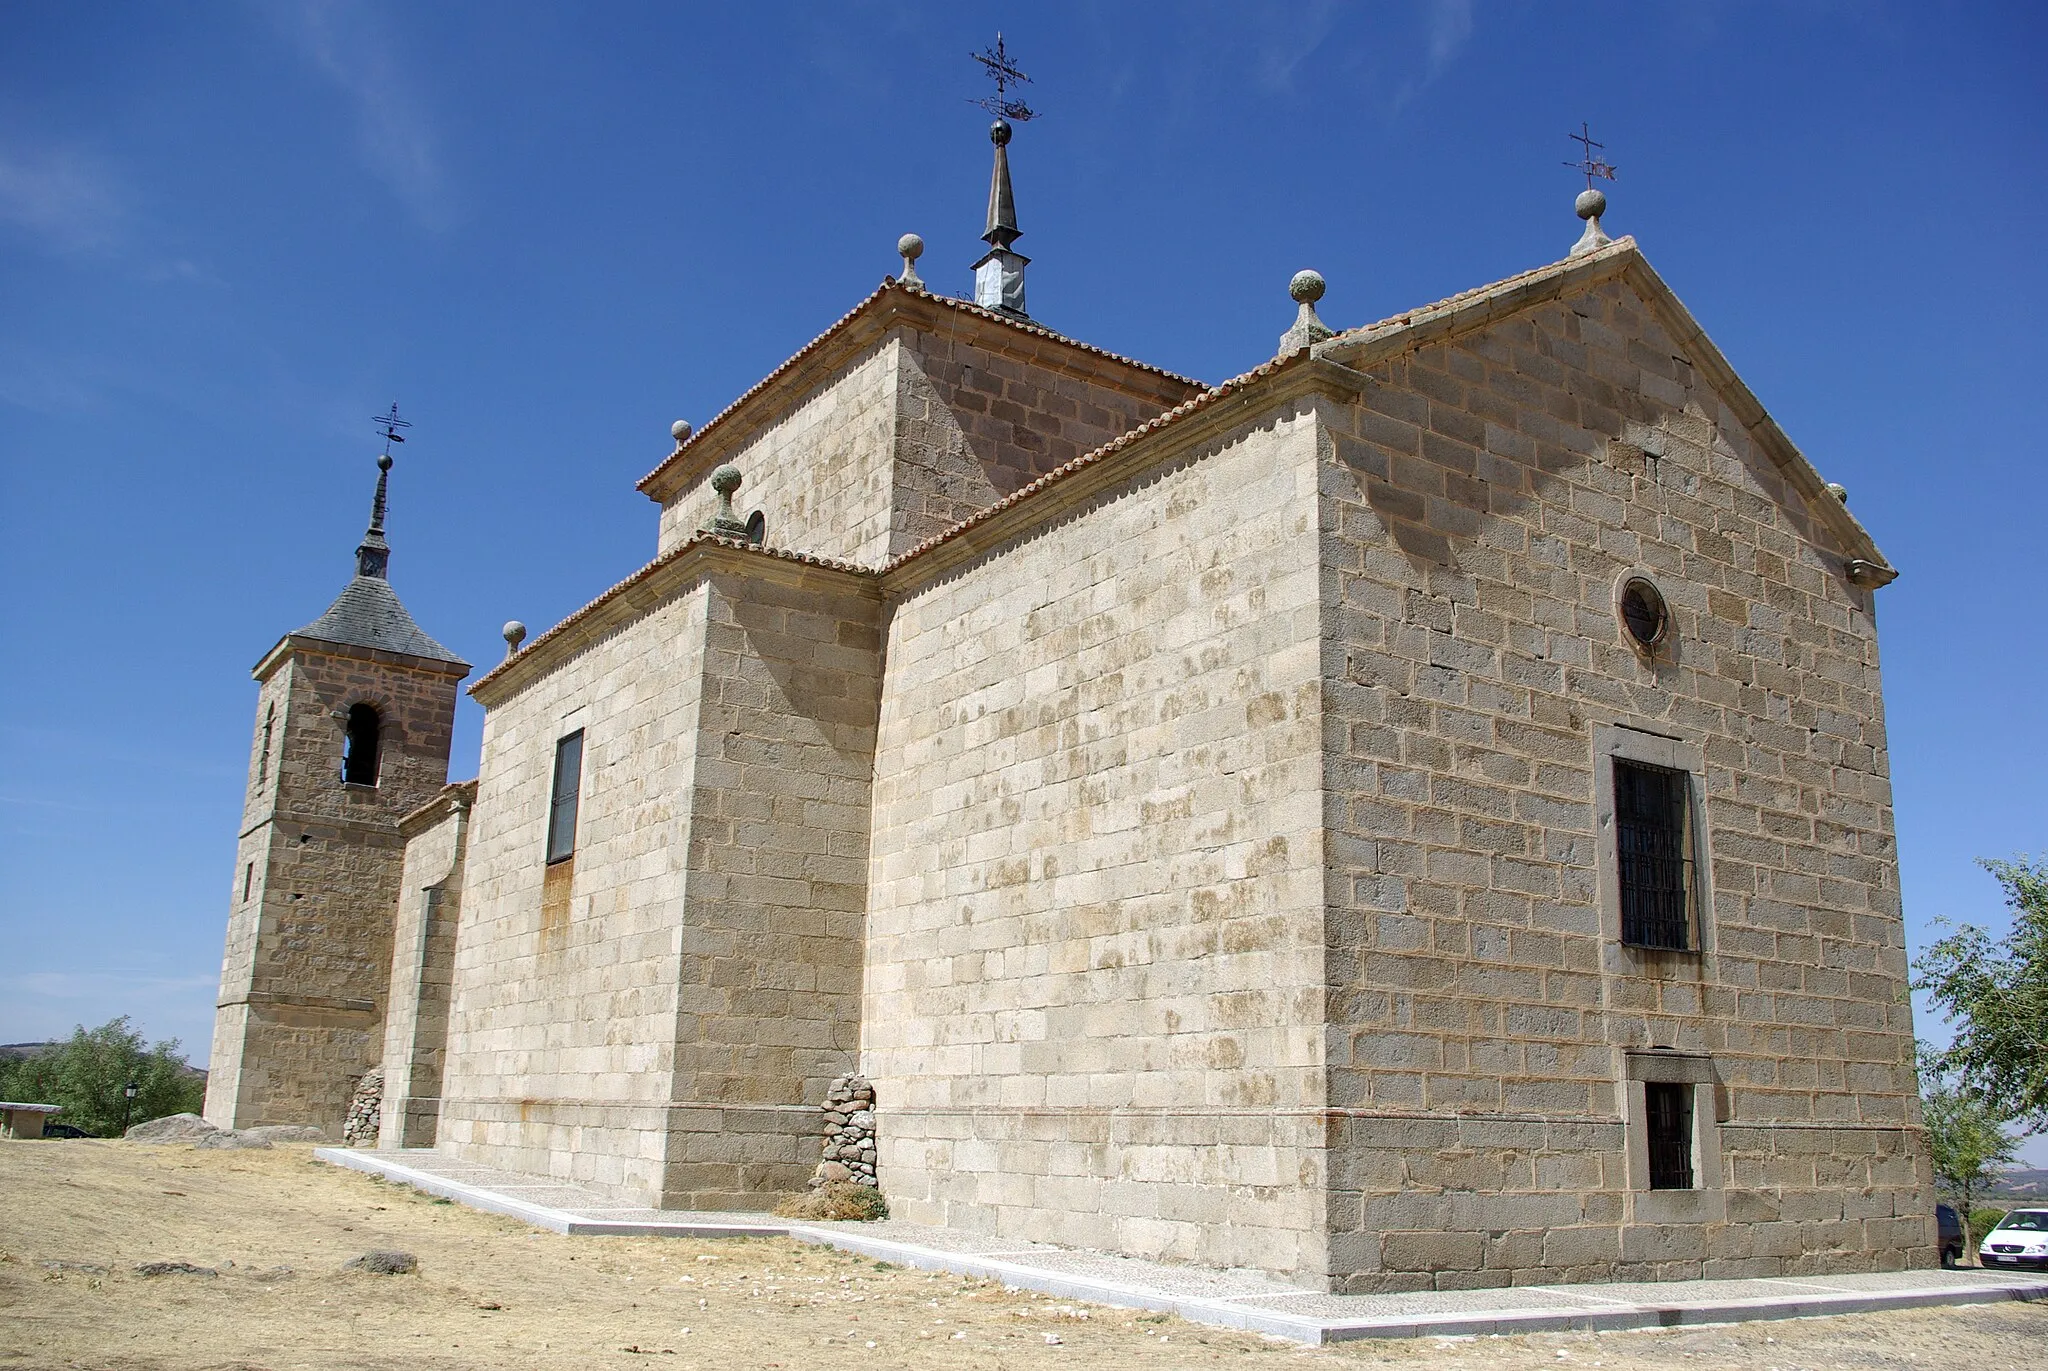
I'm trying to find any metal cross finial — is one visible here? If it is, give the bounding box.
[971,33,1038,122]
[372,402,411,457]
[1564,122,1619,189]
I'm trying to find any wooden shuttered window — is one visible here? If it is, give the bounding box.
[545,730,583,865]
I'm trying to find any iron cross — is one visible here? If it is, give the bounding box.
[372,402,411,456]
[972,33,1038,122]
[1565,122,1619,188]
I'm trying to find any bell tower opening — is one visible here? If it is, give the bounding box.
[342,704,382,786]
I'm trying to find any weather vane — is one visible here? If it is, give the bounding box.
[1565,122,1619,189]
[971,33,1038,122]
[372,402,411,457]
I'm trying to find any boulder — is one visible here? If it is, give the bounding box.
[343,1250,418,1275]
[193,1129,273,1150]
[125,1113,221,1143]
[243,1124,328,1143]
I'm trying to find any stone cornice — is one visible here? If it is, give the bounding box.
[470,538,879,707]
[252,633,474,684]
[399,778,479,838]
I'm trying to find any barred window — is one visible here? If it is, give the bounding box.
[1615,758,1694,950]
[1645,1081,1695,1189]
[545,730,584,864]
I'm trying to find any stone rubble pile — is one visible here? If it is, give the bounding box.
[343,1068,383,1147]
[811,1073,877,1189]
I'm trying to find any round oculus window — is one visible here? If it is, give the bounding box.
[1620,577,1669,649]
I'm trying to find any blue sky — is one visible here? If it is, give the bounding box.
[2,3,2042,1159]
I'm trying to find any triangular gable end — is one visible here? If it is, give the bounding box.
[1317,240,1897,587]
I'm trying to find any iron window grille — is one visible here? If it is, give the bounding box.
[546,730,584,864]
[1615,758,1695,950]
[1645,1081,1696,1189]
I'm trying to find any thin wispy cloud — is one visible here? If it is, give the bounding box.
[0,138,123,253]
[1390,0,1476,112]
[274,0,454,231]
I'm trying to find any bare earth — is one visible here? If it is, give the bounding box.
[0,1141,2039,1370]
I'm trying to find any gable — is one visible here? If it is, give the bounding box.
[1317,241,1894,587]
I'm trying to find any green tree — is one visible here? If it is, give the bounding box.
[0,1017,205,1136]
[1915,856,2048,1133]
[1917,1046,2018,1262]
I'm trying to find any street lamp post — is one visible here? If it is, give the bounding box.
[121,1081,138,1136]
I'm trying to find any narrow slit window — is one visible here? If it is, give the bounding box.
[1645,1082,1695,1189]
[341,704,381,786]
[258,704,274,786]
[1615,758,1694,950]
[242,862,254,903]
[546,730,584,864]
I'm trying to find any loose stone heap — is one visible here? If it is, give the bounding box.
[813,1073,877,1189]
[343,1069,383,1147]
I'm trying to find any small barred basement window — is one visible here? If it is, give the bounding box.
[1620,577,1669,650]
[1615,758,1694,950]
[546,730,584,864]
[1645,1081,1696,1189]
[341,704,381,786]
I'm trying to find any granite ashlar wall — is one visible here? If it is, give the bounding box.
[657,344,901,564]
[661,561,882,1207]
[439,583,712,1200]
[1313,273,1927,1291]
[378,782,475,1148]
[207,644,462,1134]
[865,403,1331,1282]
[654,307,1198,568]
[443,549,883,1208]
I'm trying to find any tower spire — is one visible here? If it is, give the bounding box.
[356,403,409,579]
[968,34,1038,320]
[356,452,394,579]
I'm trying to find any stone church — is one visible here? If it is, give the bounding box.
[206,119,1935,1292]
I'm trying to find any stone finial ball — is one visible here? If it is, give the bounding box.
[710,463,743,495]
[990,117,1012,146]
[671,419,693,444]
[1826,482,1849,504]
[1289,270,1326,305]
[1576,188,1608,221]
[898,233,924,262]
[502,620,527,646]
[377,453,394,471]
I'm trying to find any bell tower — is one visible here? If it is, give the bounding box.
[205,443,470,1134]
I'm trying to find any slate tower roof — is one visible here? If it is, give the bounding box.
[286,453,468,668]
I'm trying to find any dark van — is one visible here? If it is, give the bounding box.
[1936,1203,1964,1267]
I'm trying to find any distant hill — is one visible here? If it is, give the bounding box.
[1988,1169,2048,1203]
[0,1040,207,1082]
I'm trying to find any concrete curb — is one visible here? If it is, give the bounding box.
[315,1148,2048,1345]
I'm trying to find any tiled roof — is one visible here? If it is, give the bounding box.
[636,279,1203,497]
[292,576,468,667]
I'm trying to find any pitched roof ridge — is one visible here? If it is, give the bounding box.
[1326,237,1637,347]
[881,349,1314,574]
[897,280,1201,388]
[636,278,1201,497]
[470,534,874,697]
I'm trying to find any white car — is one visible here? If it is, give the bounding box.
[1978,1208,2048,1269]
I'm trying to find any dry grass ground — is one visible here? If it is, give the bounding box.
[0,1139,2040,1370]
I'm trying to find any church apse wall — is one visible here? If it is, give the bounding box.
[866,403,1331,1282]
[1312,269,1927,1292]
